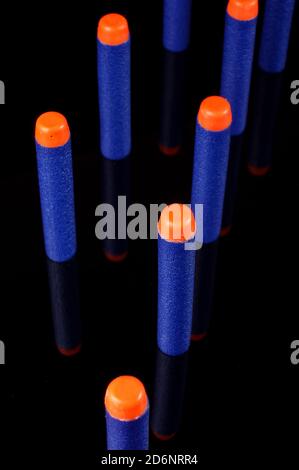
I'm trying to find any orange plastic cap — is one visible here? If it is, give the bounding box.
[35,112,70,148]
[158,203,196,243]
[198,96,232,132]
[105,376,148,420]
[227,0,258,21]
[98,14,129,45]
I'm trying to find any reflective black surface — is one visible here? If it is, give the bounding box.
[0,0,298,465]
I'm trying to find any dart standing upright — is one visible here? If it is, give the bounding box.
[191,97,232,340]
[97,14,131,261]
[105,376,149,450]
[220,0,258,235]
[35,112,81,356]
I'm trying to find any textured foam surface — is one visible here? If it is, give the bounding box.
[106,408,149,450]
[35,140,77,262]
[221,14,257,136]
[191,124,231,244]
[163,0,192,52]
[97,40,131,159]
[259,0,295,73]
[158,237,195,356]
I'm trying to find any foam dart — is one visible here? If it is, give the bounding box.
[191,96,232,244]
[97,13,131,261]
[248,0,296,175]
[220,0,258,234]
[221,0,258,137]
[163,0,193,53]
[35,112,81,355]
[157,204,196,356]
[191,97,232,339]
[259,0,296,74]
[105,376,149,450]
[35,112,77,262]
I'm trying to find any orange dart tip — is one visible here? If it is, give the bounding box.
[197,96,232,132]
[35,112,70,148]
[227,0,258,22]
[105,376,148,421]
[98,14,130,46]
[158,204,196,243]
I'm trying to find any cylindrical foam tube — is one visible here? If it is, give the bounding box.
[105,376,149,450]
[259,0,295,74]
[163,0,192,52]
[221,0,258,137]
[220,0,258,233]
[97,14,131,260]
[157,204,196,356]
[191,97,232,244]
[97,13,131,160]
[191,97,231,339]
[47,257,81,356]
[35,112,77,263]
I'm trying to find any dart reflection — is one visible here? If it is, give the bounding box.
[47,256,81,356]
[151,348,189,440]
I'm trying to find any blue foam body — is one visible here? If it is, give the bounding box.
[106,408,149,450]
[191,123,231,244]
[36,140,77,262]
[163,0,192,52]
[97,39,131,160]
[158,236,195,356]
[259,0,295,73]
[221,13,257,136]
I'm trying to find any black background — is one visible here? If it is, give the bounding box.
[0,0,298,465]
